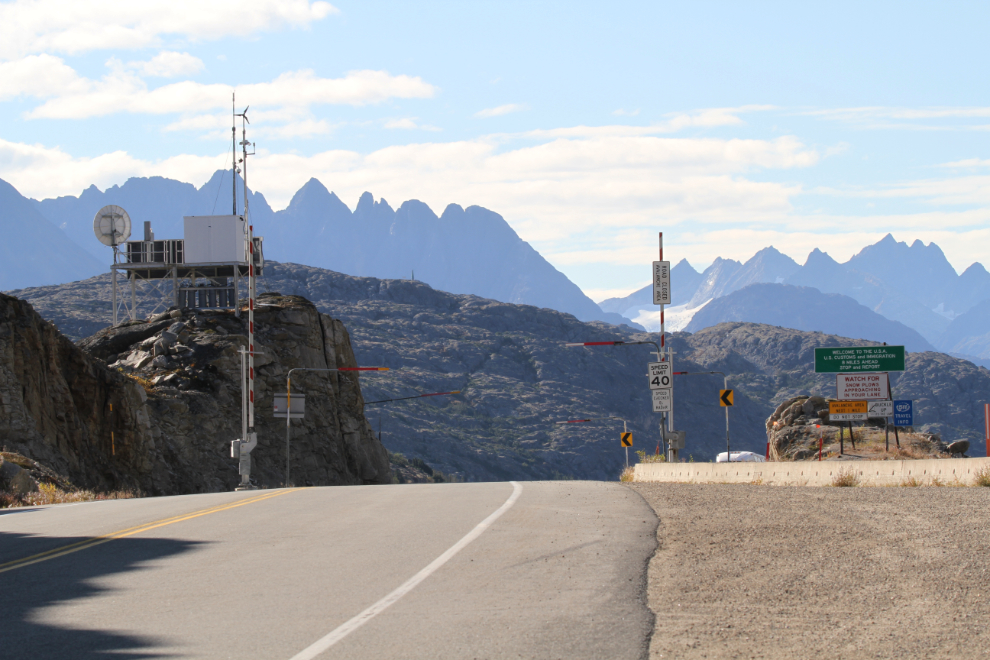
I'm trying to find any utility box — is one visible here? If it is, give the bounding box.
[666,430,685,450]
[183,215,246,264]
[273,393,305,419]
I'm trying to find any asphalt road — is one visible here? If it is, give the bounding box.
[0,481,657,659]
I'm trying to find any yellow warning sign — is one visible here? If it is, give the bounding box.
[720,389,734,407]
[620,432,633,447]
[829,400,867,414]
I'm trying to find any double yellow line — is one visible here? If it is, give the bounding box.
[0,488,298,574]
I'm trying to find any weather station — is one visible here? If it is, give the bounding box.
[95,116,264,328]
[93,97,266,489]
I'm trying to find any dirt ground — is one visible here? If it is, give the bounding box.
[628,483,990,659]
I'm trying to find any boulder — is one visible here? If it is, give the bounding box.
[0,458,39,494]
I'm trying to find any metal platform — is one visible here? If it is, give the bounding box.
[110,234,263,325]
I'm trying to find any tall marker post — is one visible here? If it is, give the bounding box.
[652,233,674,459]
[227,104,260,490]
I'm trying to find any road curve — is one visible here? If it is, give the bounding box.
[1,481,657,659]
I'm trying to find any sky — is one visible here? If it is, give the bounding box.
[1,0,989,301]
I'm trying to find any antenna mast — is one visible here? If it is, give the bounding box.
[232,93,238,215]
[237,105,256,437]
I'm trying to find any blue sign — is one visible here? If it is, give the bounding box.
[893,400,913,426]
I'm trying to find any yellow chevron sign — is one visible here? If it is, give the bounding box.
[620,432,633,447]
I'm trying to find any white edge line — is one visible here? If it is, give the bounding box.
[289,481,524,660]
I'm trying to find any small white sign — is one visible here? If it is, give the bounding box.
[652,388,672,412]
[836,373,888,400]
[868,400,893,417]
[830,412,868,422]
[648,362,672,390]
[652,261,671,305]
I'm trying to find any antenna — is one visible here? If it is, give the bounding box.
[93,204,131,264]
[232,92,237,215]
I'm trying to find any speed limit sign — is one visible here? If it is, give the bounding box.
[648,362,671,390]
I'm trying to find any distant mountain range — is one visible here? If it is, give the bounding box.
[0,172,635,328]
[5,170,990,361]
[600,238,990,365]
[0,179,103,289]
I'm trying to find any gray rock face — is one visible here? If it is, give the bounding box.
[0,291,390,494]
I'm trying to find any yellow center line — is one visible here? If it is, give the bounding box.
[0,488,299,574]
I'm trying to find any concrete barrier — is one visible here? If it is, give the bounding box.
[633,456,990,487]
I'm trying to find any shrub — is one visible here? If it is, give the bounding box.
[619,466,635,482]
[831,468,859,487]
[974,467,990,488]
[635,450,666,464]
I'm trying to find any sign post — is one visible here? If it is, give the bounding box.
[986,403,989,458]
[621,431,633,468]
[653,233,676,460]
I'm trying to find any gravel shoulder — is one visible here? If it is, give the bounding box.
[628,483,990,659]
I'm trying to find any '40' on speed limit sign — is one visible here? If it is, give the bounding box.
[648,362,672,390]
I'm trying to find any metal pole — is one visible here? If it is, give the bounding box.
[232,93,237,216]
[130,273,136,321]
[624,419,629,469]
[112,266,118,326]
[240,347,247,452]
[172,266,178,309]
[724,374,730,462]
[286,375,292,487]
[668,349,675,460]
[659,232,669,460]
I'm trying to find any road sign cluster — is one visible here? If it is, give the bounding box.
[815,346,913,429]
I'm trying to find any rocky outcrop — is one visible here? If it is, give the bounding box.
[0,291,390,494]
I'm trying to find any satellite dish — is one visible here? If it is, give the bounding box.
[93,205,131,247]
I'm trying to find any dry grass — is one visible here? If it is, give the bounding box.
[119,369,157,394]
[0,483,140,509]
[635,450,666,464]
[619,466,635,482]
[975,467,990,487]
[831,468,860,487]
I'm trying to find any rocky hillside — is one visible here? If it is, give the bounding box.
[9,264,989,483]
[0,291,390,494]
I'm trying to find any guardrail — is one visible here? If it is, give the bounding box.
[633,456,990,486]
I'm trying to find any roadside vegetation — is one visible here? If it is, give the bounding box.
[0,450,140,509]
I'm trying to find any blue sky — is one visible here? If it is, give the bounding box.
[1,0,988,300]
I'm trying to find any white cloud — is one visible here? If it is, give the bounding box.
[519,106,772,140]
[939,158,990,168]
[803,106,990,131]
[0,54,82,100]
[475,103,527,118]
[384,117,441,131]
[612,108,640,117]
[129,51,204,78]
[0,56,437,121]
[0,0,338,60]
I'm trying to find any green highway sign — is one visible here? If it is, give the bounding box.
[814,346,905,373]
